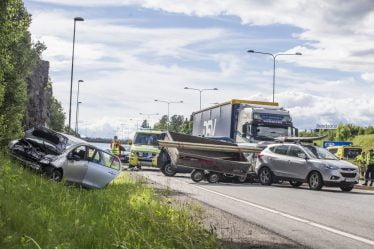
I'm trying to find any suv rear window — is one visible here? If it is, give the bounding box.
[274,145,289,155]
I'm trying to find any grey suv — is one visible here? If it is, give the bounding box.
[255,143,359,191]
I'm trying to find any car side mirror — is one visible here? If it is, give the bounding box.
[297,153,308,160]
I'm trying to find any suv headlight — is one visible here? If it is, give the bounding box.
[324,164,339,170]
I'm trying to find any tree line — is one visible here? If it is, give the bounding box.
[300,124,374,141]
[0,0,65,146]
[152,115,192,134]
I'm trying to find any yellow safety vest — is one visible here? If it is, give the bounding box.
[112,141,120,156]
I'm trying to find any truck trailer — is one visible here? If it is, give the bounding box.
[192,99,298,143]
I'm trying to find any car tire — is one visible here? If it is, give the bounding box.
[340,185,354,192]
[45,166,62,182]
[289,180,303,187]
[162,163,177,177]
[258,167,273,185]
[236,174,247,183]
[308,171,323,190]
[191,169,205,182]
[207,172,220,183]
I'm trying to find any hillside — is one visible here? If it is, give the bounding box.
[352,134,374,152]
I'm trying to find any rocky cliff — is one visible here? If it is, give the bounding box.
[25,59,52,129]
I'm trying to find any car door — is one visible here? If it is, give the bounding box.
[64,145,89,184]
[286,145,310,179]
[83,149,121,189]
[269,145,290,177]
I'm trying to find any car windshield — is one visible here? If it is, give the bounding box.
[253,125,289,141]
[304,145,338,160]
[134,133,162,146]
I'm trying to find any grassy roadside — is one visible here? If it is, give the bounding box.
[0,153,220,249]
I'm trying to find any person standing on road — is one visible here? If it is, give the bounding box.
[356,151,366,178]
[111,136,121,157]
[363,149,374,186]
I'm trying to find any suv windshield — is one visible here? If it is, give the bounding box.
[304,145,338,160]
[134,133,163,146]
[253,125,288,141]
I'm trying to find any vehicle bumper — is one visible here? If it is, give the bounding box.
[129,155,157,167]
[322,169,359,186]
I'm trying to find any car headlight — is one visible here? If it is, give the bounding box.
[324,164,339,170]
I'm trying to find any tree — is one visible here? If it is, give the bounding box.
[48,96,65,132]
[153,115,168,130]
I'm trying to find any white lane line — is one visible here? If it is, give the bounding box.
[173,179,374,247]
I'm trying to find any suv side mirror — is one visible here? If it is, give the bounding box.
[297,153,308,160]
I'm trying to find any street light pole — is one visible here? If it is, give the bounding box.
[75,79,84,133]
[184,87,218,110]
[154,99,183,130]
[247,50,302,103]
[76,101,82,134]
[68,17,84,134]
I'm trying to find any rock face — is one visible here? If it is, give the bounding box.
[25,59,52,129]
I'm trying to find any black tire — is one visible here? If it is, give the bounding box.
[258,167,273,185]
[236,174,247,183]
[289,180,303,187]
[45,166,63,182]
[162,164,177,177]
[191,169,205,182]
[308,171,323,190]
[340,185,354,192]
[207,172,220,183]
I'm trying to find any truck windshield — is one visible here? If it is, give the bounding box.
[134,133,162,146]
[252,125,289,141]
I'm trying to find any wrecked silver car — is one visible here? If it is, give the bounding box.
[8,127,121,189]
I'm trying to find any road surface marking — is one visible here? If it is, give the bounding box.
[172,179,374,247]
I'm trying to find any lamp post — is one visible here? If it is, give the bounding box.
[154,99,183,130]
[139,112,159,128]
[184,87,218,110]
[247,50,302,103]
[76,101,82,134]
[75,79,84,133]
[68,16,84,134]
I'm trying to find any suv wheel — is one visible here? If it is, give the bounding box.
[162,164,176,177]
[308,171,323,190]
[289,180,303,187]
[191,169,205,182]
[207,172,220,183]
[340,185,354,192]
[259,167,273,185]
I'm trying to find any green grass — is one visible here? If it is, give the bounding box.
[352,134,374,152]
[0,153,220,249]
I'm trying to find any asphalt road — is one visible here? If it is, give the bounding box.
[134,169,374,249]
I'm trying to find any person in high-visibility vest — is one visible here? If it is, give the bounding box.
[110,136,121,157]
[363,149,374,186]
[355,151,366,178]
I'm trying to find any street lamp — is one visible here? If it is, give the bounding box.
[76,101,82,134]
[139,112,159,128]
[154,99,183,130]
[184,87,218,110]
[68,16,84,134]
[247,50,302,103]
[75,79,84,133]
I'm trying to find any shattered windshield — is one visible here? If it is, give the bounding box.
[134,133,163,146]
[253,125,289,141]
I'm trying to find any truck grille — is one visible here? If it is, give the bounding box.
[341,172,356,178]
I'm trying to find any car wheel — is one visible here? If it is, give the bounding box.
[258,167,273,185]
[45,166,62,182]
[191,169,205,182]
[340,185,354,192]
[289,180,303,187]
[236,174,247,183]
[207,172,220,183]
[308,171,323,190]
[162,163,177,177]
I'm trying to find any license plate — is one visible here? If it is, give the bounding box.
[345,177,356,182]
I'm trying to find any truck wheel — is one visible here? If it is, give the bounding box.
[308,171,323,190]
[207,172,220,183]
[289,180,303,187]
[236,174,247,183]
[340,185,354,192]
[162,163,177,177]
[258,167,273,185]
[191,169,204,182]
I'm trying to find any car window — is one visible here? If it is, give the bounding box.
[92,150,120,170]
[328,148,338,154]
[288,146,305,157]
[269,146,276,152]
[274,145,289,155]
[87,147,96,161]
[72,146,87,160]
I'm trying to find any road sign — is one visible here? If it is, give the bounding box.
[323,141,353,148]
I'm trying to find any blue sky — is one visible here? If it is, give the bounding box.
[24,0,374,138]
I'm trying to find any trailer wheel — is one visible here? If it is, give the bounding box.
[162,163,177,177]
[207,172,220,183]
[191,169,204,182]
